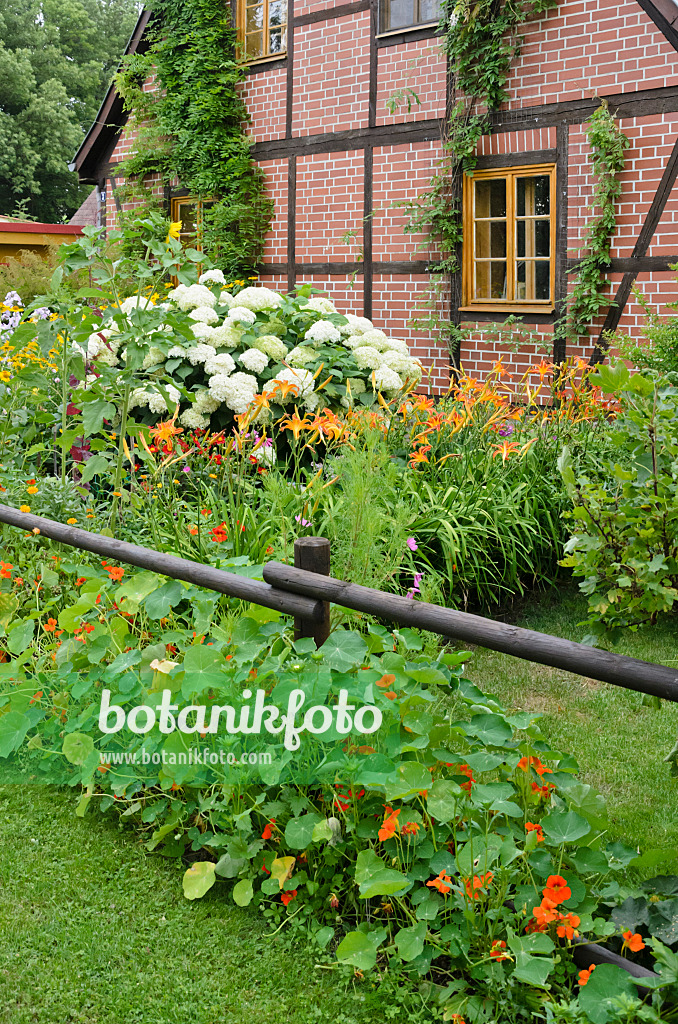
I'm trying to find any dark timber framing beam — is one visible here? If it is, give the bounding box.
[591,133,678,363]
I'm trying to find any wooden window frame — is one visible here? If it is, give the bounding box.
[236,0,287,64]
[460,163,556,315]
[378,0,441,35]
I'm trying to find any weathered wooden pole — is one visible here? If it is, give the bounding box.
[293,537,331,648]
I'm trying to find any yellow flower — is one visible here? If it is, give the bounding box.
[209,473,217,479]
[20,504,30,513]
[166,221,182,242]
[66,518,78,525]
[112,491,121,497]
[0,370,10,383]
[26,486,38,495]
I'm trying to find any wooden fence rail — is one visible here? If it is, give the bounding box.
[2,504,678,703]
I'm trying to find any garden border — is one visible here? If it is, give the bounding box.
[1,504,678,702]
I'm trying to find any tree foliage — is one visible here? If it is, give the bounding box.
[0,0,141,222]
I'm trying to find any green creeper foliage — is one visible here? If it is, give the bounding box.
[115,0,273,275]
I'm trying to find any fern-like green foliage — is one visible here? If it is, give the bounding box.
[115,0,273,275]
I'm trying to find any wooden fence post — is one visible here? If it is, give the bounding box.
[293,537,331,648]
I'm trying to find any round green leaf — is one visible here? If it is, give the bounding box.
[335,931,379,970]
[541,810,591,845]
[232,878,254,907]
[577,964,637,1024]
[182,861,216,900]
[62,732,94,766]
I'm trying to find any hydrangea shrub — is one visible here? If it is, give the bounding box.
[85,275,423,430]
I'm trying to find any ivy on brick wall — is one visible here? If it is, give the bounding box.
[115,0,272,274]
[561,100,630,343]
[406,0,628,359]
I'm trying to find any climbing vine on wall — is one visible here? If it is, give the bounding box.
[115,0,272,274]
[563,100,630,342]
[406,0,628,359]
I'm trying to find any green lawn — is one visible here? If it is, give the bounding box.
[467,585,678,863]
[1,586,676,1022]
[0,785,375,1024]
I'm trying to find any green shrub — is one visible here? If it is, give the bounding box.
[559,360,678,642]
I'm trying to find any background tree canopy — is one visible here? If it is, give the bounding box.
[0,0,141,223]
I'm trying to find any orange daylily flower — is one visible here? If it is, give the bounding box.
[280,408,312,441]
[491,440,521,463]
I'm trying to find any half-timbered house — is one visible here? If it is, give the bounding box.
[72,0,678,391]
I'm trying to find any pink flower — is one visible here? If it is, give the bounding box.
[406,572,424,600]
[406,537,418,552]
[295,515,310,526]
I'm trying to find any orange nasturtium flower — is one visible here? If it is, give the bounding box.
[426,869,453,895]
[105,566,125,583]
[622,930,645,953]
[525,821,545,842]
[542,875,571,905]
[44,618,58,633]
[490,940,510,962]
[517,755,553,778]
[457,763,475,794]
[401,821,421,836]
[19,504,30,513]
[578,964,596,986]
[261,818,276,840]
[378,807,401,842]
[464,872,494,900]
[281,889,297,906]
[26,486,38,495]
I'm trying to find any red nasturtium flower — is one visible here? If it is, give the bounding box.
[622,930,645,953]
[578,964,596,986]
[490,940,510,962]
[378,807,401,842]
[457,763,475,794]
[427,870,453,895]
[542,875,571,905]
[261,818,276,840]
[281,889,297,906]
[525,821,545,842]
[210,522,229,543]
[401,821,421,836]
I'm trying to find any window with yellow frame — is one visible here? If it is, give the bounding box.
[236,0,287,62]
[461,164,556,314]
[170,197,214,251]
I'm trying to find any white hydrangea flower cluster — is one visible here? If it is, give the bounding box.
[130,384,181,414]
[204,352,236,376]
[189,305,219,325]
[173,284,217,312]
[253,335,288,362]
[186,343,217,366]
[304,320,341,346]
[227,306,257,326]
[120,295,154,315]
[353,346,382,371]
[239,348,269,374]
[199,269,226,286]
[304,296,337,314]
[208,371,258,413]
[233,286,283,311]
[286,345,315,367]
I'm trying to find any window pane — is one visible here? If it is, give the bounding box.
[418,0,441,21]
[515,260,550,301]
[178,203,197,235]
[475,220,506,259]
[381,0,417,30]
[246,2,264,31]
[516,218,550,258]
[475,179,506,219]
[516,175,550,217]
[475,261,507,300]
[245,31,264,57]
[269,0,285,25]
[270,27,285,51]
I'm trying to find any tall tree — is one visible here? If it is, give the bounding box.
[0,0,141,222]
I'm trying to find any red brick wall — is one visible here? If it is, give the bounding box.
[100,0,678,390]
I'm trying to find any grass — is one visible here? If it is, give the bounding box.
[1,584,676,1022]
[466,584,678,864]
[0,785,377,1024]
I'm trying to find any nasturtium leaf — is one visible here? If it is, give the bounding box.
[335,931,380,971]
[181,646,225,698]
[470,782,514,807]
[117,572,162,613]
[512,951,554,988]
[404,666,447,686]
[355,848,385,886]
[62,732,94,765]
[270,856,296,889]
[427,779,462,823]
[232,878,254,907]
[285,814,322,849]
[384,761,432,800]
[541,810,591,845]
[395,921,427,962]
[577,964,637,1024]
[215,854,246,878]
[570,848,610,875]
[315,926,334,949]
[144,580,185,619]
[0,710,31,758]
[415,894,442,921]
[456,834,503,875]
[320,630,368,672]
[7,619,34,655]
[359,869,410,899]
[182,861,216,900]
[465,712,513,746]
[105,648,143,678]
[463,752,505,773]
